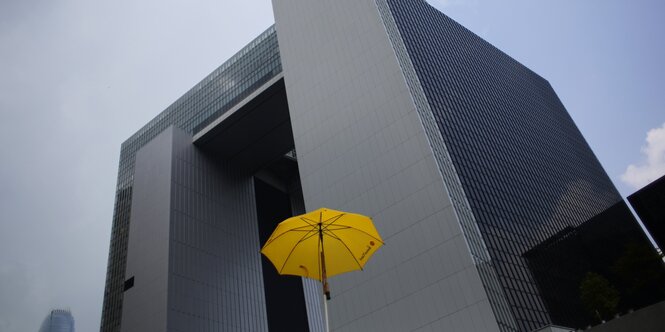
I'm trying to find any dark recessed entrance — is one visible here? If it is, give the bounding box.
[255,174,309,332]
[194,78,310,331]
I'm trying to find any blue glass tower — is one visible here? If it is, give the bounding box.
[39,309,75,332]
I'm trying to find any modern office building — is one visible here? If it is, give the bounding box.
[39,309,75,332]
[100,1,664,331]
[628,174,665,250]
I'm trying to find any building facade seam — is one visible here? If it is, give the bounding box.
[372,0,518,330]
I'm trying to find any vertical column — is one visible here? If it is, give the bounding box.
[121,127,175,332]
[168,128,269,332]
[272,0,500,331]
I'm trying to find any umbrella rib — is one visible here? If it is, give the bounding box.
[323,225,352,231]
[302,212,347,228]
[323,230,365,271]
[323,226,385,245]
[321,214,345,229]
[300,217,318,227]
[278,229,319,274]
[262,225,316,248]
[347,227,385,245]
[321,214,384,244]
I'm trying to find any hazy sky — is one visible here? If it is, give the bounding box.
[0,0,663,331]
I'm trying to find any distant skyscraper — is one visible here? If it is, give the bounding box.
[101,1,664,331]
[39,309,75,332]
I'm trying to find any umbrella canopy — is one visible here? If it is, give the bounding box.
[261,207,384,298]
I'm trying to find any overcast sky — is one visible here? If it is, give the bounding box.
[0,1,663,331]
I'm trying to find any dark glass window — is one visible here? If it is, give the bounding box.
[123,277,134,292]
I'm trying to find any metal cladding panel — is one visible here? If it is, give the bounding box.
[121,127,174,332]
[121,126,271,332]
[273,0,499,331]
[167,128,268,332]
[101,27,281,331]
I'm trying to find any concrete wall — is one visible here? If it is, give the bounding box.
[273,1,500,331]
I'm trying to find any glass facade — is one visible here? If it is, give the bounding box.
[39,309,75,332]
[382,0,664,330]
[100,26,282,332]
[628,174,665,250]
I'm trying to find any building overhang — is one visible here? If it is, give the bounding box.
[192,74,294,172]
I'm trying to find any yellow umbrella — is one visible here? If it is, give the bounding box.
[261,207,384,300]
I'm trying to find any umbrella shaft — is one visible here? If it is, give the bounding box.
[319,223,331,300]
[320,239,331,300]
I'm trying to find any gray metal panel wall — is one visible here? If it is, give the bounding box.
[121,126,270,332]
[167,128,268,332]
[102,28,281,331]
[122,128,174,332]
[273,1,500,331]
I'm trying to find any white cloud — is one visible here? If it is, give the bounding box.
[621,122,665,189]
